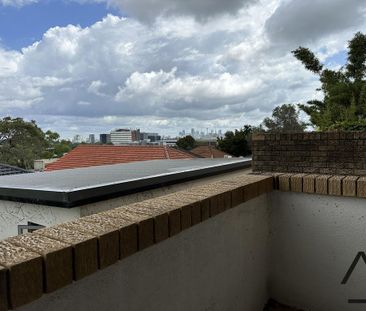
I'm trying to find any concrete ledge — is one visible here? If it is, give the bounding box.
[0,173,272,310]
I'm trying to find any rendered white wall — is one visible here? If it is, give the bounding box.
[0,200,80,240]
[18,195,270,311]
[269,191,366,311]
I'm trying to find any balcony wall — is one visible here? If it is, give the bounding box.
[17,195,270,311]
[2,171,366,311]
[269,191,366,310]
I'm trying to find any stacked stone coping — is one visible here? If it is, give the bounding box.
[0,173,272,311]
[266,172,366,197]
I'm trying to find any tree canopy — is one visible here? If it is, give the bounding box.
[0,117,48,169]
[0,117,72,169]
[261,104,307,132]
[176,135,196,150]
[43,130,73,158]
[217,125,252,157]
[292,32,366,130]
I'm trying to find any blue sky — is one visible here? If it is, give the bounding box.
[0,0,120,50]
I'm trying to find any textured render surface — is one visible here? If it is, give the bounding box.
[7,233,73,293]
[18,195,270,311]
[0,241,43,309]
[269,191,366,311]
[0,202,80,241]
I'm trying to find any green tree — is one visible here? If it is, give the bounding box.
[292,32,366,130]
[261,104,307,132]
[0,117,48,169]
[176,135,196,150]
[217,125,252,157]
[43,130,72,158]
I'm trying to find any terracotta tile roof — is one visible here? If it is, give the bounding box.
[190,146,233,159]
[45,145,196,171]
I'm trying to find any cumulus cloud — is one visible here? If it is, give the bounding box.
[266,0,366,48]
[105,0,256,22]
[1,0,365,136]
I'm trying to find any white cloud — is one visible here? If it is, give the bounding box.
[0,0,37,7]
[1,0,366,136]
[266,0,366,48]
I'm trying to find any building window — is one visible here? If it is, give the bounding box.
[18,221,45,235]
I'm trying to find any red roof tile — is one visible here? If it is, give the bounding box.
[190,146,233,159]
[46,145,196,171]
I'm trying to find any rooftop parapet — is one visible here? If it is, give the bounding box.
[0,173,272,310]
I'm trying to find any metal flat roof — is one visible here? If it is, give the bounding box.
[0,158,251,207]
[0,163,31,176]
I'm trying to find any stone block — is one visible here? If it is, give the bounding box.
[328,175,344,196]
[84,212,138,260]
[303,175,318,193]
[315,175,330,195]
[62,218,120,269]
[0,241,43,309]
[290,174,307,192]
[105,208,154,251]
[357,176,366,198]
[0,265,7,311]
[342,176,358,197]
[37,225,98,280]
[278,174,292,191]
[8,233,72,293]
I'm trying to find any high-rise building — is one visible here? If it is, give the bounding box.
[110,129,132,145]
[72,135,83,144]
[88,134,95,144]
[100,134,111,144]
[131,129,141,142]
[140,132,161,142]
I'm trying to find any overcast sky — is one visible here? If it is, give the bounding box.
[0,0,365,138]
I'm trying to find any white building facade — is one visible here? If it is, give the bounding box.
[110,129,132,145]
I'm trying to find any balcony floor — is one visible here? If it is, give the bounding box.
[264,299,303,311]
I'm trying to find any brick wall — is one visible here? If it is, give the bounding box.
[252,132,366,175]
